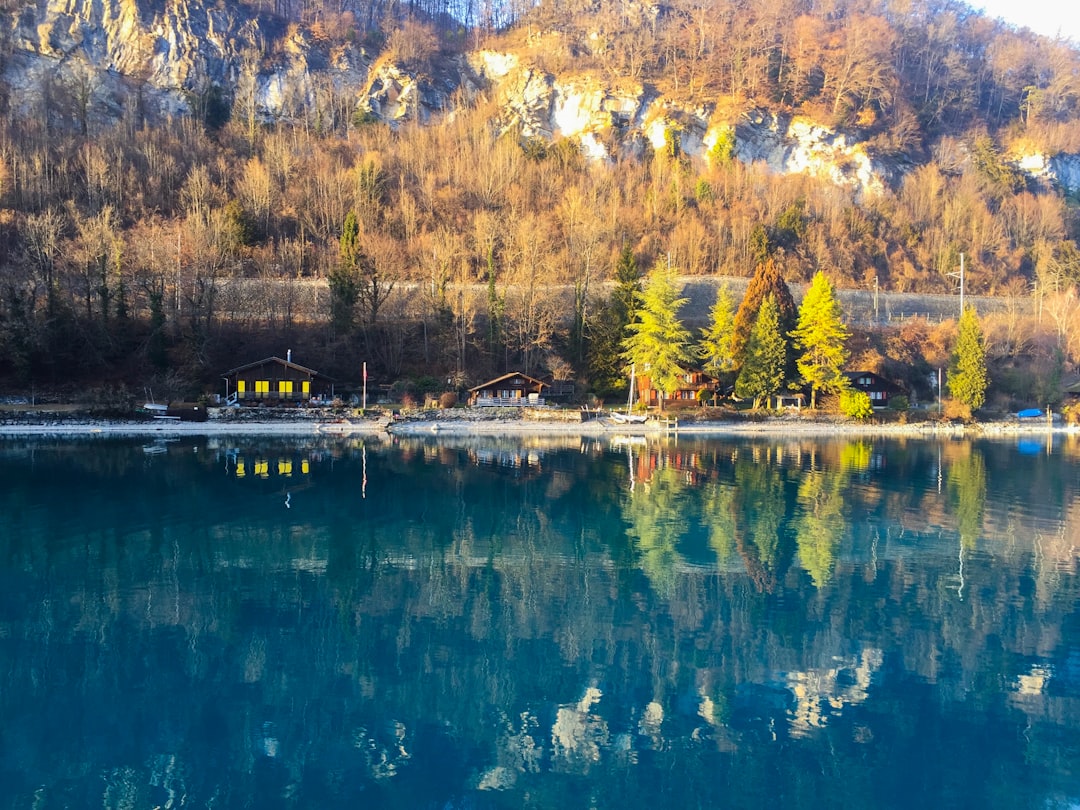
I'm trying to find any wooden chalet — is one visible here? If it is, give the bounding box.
[221,356,334,405]
[635,368,719,409]
[843,371,901,407]
[469,372,547,406]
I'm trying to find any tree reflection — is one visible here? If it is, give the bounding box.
[623,465,691,594]
[947,444,987,550]
[731,450,796,593]
[795,466,847,587]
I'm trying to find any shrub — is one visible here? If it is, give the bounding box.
[839,389,874,421]
[889,395,909,412]
[439,392,458,409]
[942,398,973,421]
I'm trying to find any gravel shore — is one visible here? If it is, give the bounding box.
[0,405,1074,439]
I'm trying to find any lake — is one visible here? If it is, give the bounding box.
[0,432,1078,809]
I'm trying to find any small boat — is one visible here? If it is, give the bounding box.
[608,363,649,424]
[1017,408,1043,419]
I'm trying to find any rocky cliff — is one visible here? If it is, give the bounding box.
[3,0,1078,197]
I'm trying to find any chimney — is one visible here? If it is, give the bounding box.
[287,349,292,363]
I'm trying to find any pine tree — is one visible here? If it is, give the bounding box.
[328,211,361,334]
[792,271,851,408]
[948,305,988,411]
[732,257,797,366]
[735,295,787,409]
[699,283,736,373]
[621,263,693,407]
[587,244,641,397]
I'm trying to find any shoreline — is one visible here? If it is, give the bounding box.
[0,408,1075,439]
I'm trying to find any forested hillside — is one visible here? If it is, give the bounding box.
[0,0,1078,401]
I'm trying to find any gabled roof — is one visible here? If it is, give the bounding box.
[469,372,548,393]
[222,356,325,378]
[844,370,888,383]
[1064,380,1080,395]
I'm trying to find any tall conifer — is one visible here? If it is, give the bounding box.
[735,294,787,409]
[622,263,693,407]
[792,271,850,408]
[948,305,988,411]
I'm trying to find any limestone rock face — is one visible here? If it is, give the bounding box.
[1016,151,1080,195]
[3,1,1074,197]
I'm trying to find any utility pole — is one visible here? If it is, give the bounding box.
[873,275,879,322]
[947,252,965,316]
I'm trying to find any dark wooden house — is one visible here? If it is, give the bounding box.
[222,356,334,405]
[843,371,901,407]
[635,368,719,409]
[469,372,548,406]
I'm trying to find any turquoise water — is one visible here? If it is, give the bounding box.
[0,433,1078,809]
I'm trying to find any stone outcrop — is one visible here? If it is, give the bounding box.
[2,1,1075,197]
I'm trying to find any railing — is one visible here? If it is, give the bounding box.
[474,396,545,407]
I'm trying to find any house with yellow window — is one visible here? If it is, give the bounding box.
[221,356,333,405]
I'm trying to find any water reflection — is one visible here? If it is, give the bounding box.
[0,434,1078,808]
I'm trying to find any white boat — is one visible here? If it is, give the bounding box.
[608,364,649,423]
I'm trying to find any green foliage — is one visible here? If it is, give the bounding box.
[734,295,786,408]
[522,137,548,161]
[694,179,714,203]
[792,271,850,408]
[623,466,689,594]
[329,212,362,333]
[621,263,693,402]
[698,283,736,378]
[748,224,770,266]
[889,394,910,412]
[947,448,987,550]
[222,199,257,252]
[948,305,988,411]
[352,108,381,128]
[773,199,807,251]
[663,126,682,160]
[587,245,641,397]
[839,389,874,420]
[969,135,1025,196]
[795,470,845,587]
[708,128,736,165]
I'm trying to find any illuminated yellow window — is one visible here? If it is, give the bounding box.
[302,381,310,395]
[237,380,246,394]
[279,380,293,396]
[255,380,269,395]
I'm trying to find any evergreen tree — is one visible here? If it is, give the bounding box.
[328,211,361,334]
[621,263,693,407]
[699,283,737,380]
[611,243,641,326]
[792,271,851,408]
[587,244,641,397]
[735,294,787,409]
[948,305,988,411]
[732,256,797,366]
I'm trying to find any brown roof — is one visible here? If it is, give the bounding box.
[222,356,328,378]
[469,372,548,393]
